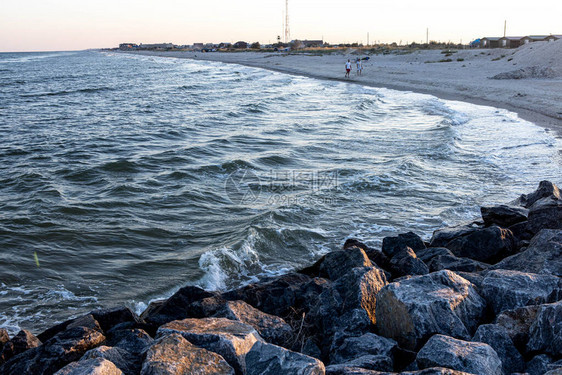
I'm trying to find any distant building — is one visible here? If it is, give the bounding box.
[520,35,549,44]
[499,36,524,48]
[218,42,232,49]
[546,34,562,42]
[119,43,138,50]
[302,40,324,48]
[192,43,204,50]
[139,43,174,50]
[233,41,248,49]
[480,37,501,48]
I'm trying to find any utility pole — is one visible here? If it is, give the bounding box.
[504,20,506,37]
[367,32,369,46]
[426,28,429,44]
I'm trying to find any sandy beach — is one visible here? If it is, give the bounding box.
[120,40,562,135]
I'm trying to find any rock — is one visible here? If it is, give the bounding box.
[91,307,141,333]
[472,324,525,374]
[38,314,103,343]
[429,222,482,248]
[157,317,262,374]
[382,232,425,258]
[493,229,562,276]
[0,326,106,375]
[83,346,138,375]
[527,196,562,234]
[0,329,10,348]
[481,204,528,227]
[444,225,517,263]
[106,327,153,355]
[426,254,489,273]
[55,358,123,375]
[244,341,325,375]
[416,334,502,375]
[325,366,387,375]
[508,220,534,242]
[329,333,396,366]
[495,305,541,351]
[375,270,486,350]
[516,180,561,208]
[143,286,220,326]
[527,300,562,356]
[222,273,314,318]
[402,368,477,374]
[318,248,373,281]
[526,354,557,375]
[325,356,393,373]
[481,269,561,315]
[343,239,391,272]
[414,247,453,263]
[140,333,234,375]
[0,329,42,363]
[213,300,292,347]
[389,247,429,277]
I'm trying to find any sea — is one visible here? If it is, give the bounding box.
[0,50,561,335]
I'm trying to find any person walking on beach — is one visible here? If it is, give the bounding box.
[356,58,363,76]
[345,60,352,78]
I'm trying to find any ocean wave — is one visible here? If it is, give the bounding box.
[421,98,470,125]
[20,86,115,98]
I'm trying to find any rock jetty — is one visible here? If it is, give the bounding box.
[1,180,561,375]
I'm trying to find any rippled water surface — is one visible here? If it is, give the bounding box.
[1,51,561,334]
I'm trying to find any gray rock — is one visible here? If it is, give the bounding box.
[0,329,42,363]
[382,232,425,258]
[481,204,528,227]
[427,254,489,273]
[402,369,475,375]
[329,333,396,366]
[515,180,561,208]
[416,334,502,375]
[106,327,153,355]
[495,305,541,351]
[325,366,388,375]
[336,355,393,372]
[389,247,429,277]
[429,222,482,248]
[480,269,562,315]
[157,317,262,374]
[319,248,373,281]
[90,307,141,333]
[526,354,557,375]
[140,333,234,375]
[375,270,486,350]
[472,324,525,374]
[245,341,325,375]
[342,239,392,273]
[527,300,562,356]
[213,300,292,347]
[55,358,123,375]
[445,225,517,263]
[83,346,138,375]
[414,248,454,263]
[493,229,562,276]
[527,196,562,234]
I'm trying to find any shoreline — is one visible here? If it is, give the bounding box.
[114,46,562,138]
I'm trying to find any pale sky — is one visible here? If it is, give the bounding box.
[1,0,561,52]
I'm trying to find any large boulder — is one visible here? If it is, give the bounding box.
[212,300,292,347]
[527,300,562,356]
[90,307,141,333]
[416,334,502,375]
[318,248,373,281]
[472,324,525,374]
[389,247,429,277]
[375,270,486,350]
[106,326,153,355]
[140,333,234,375]
[515,180,560,208]
[493,229,562,276]
[414,248,454,264]
[0,329,41,363]
[55,358,123,375]
[495,305,541,352]
[429,222,482,248]
[329,333,396,367]
[480,269,562,315]
[426,254,489,273]
[245,341,325,375]
[83,346,139,375]
[382,232,425,258]
[0,325,106,375]
[157,317,262,374]
[527,196,562,234]
[342,239,391,272]
[444,225,517,263]
[526,354,562,375]
[480,204,528,227]
[0,329,10,350]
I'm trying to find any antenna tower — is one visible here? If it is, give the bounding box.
[285,0,290,43]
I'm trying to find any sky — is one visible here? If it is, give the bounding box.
[1,0,561,52]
